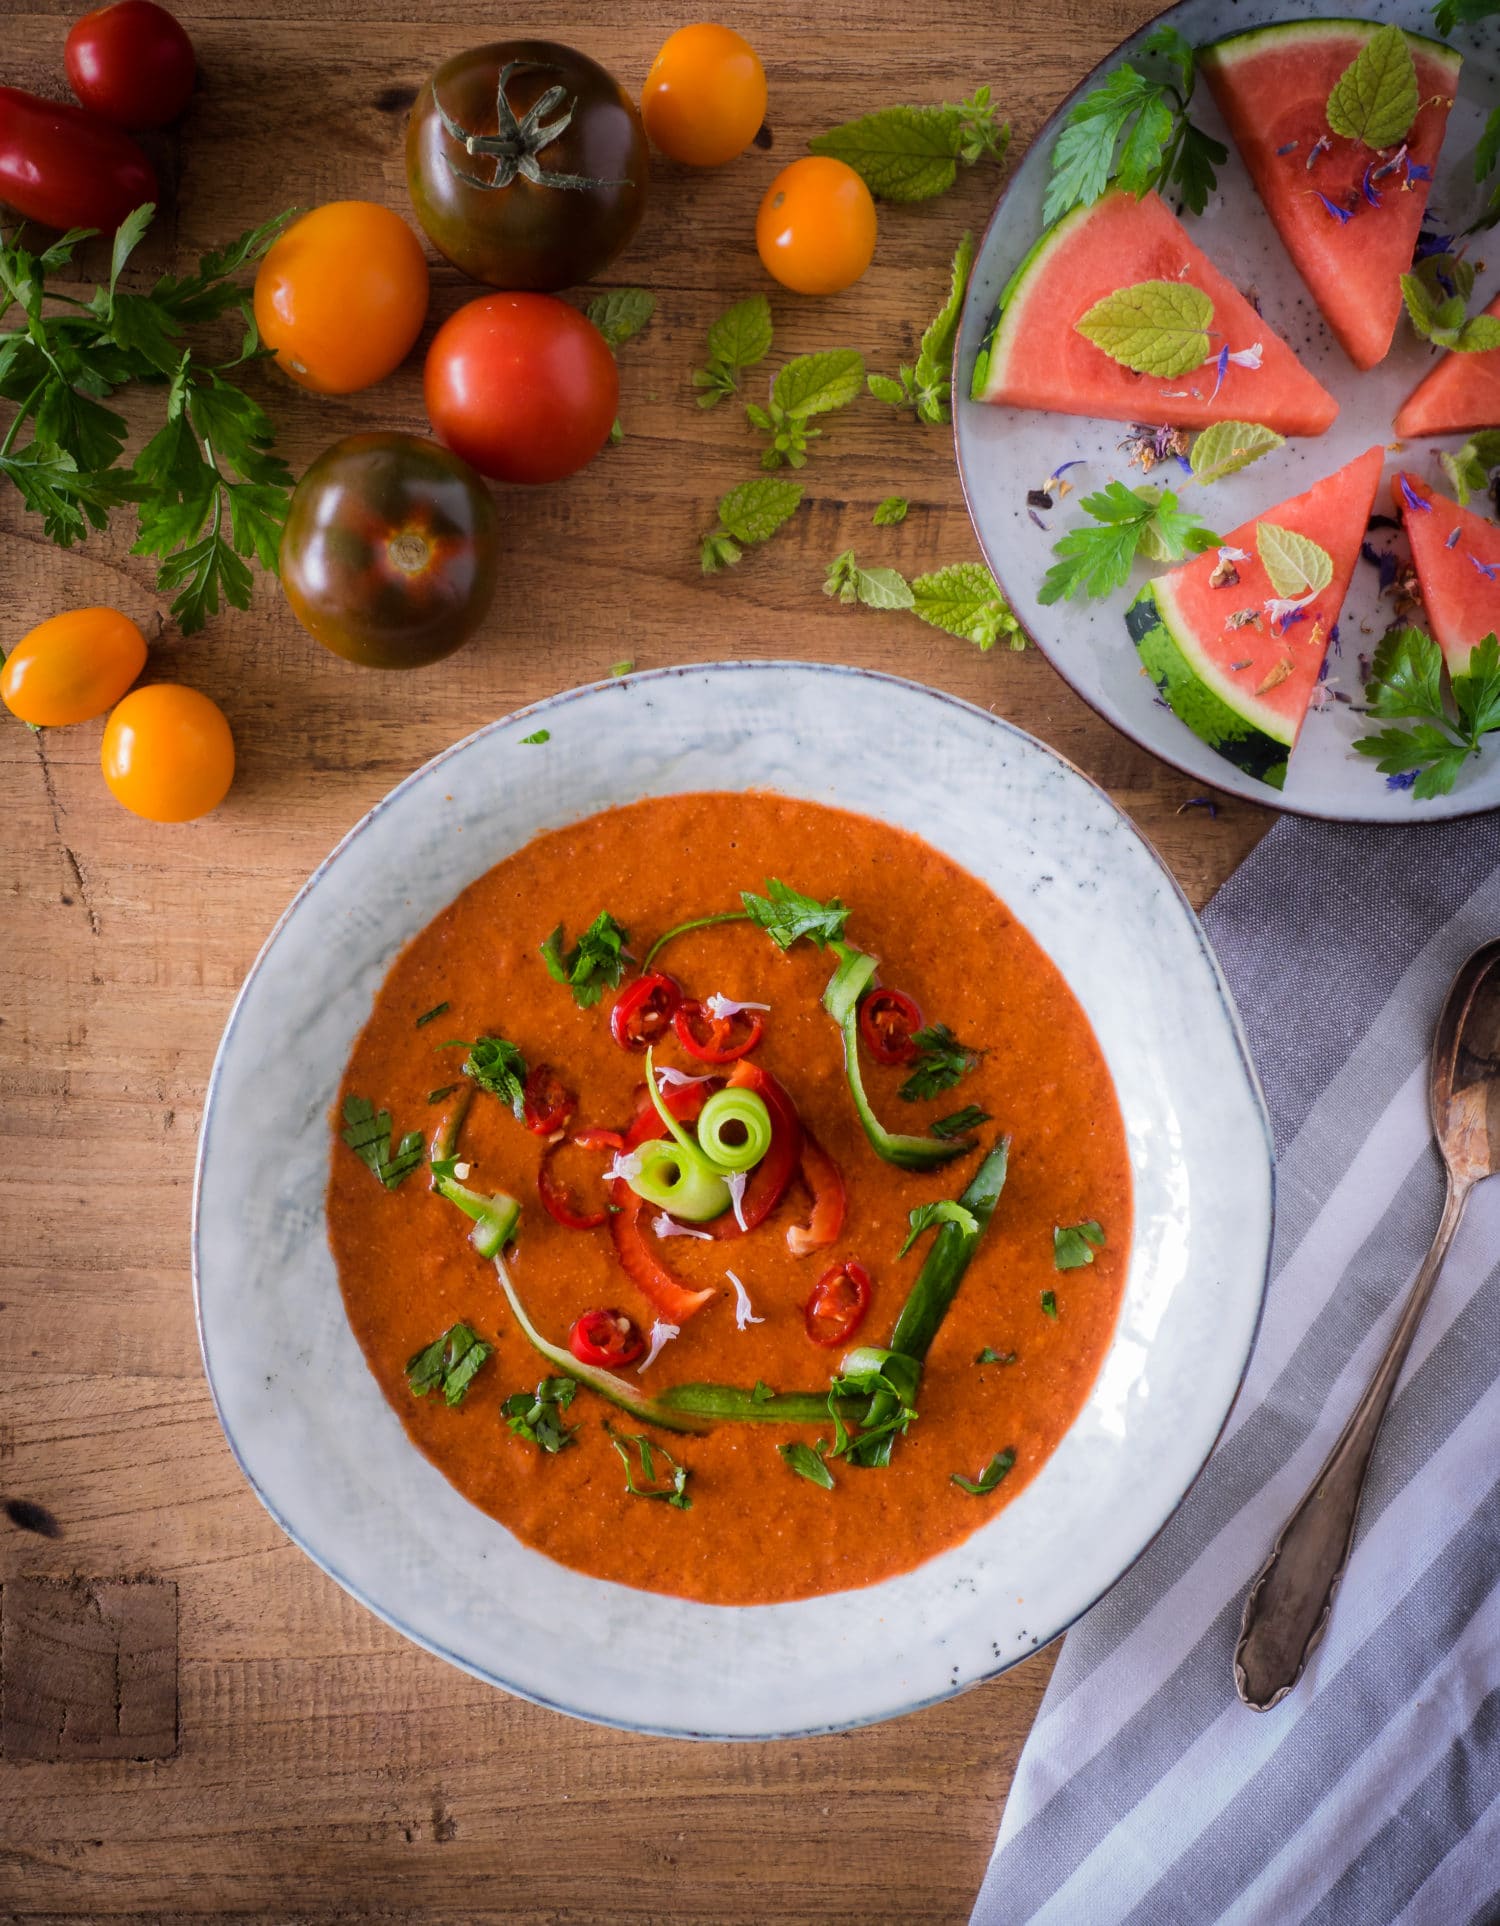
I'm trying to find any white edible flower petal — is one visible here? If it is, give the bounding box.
[1227,343,1263,370]
[655,1065,717,1089]
[1217,546,1249,563]
[727,1170,749,1231]
[452,1161,471,1180]
[636,1320,679,1373]
[1264,590,1318,627]
[705,992,772,1021]
[726,1269,764,1331]
[605,1150,643,1186]
[653,1211,712,1241]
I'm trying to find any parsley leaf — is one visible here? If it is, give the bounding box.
[741,878,851,950]
[899,1199,979,1257]
[873,496,909,525]
[778,1440,835,1488]
[452,1035,528,1119]
[1040,482,1219,605]
[693,294,773,408]
[898,1023,980,1101]
[406,1324,493,1406]
[1355,629,1500,799]
[1054,1220,1106,1270]
[932,1104,992,1139]
[608,1428,692,1507]
[700,476,804,572]
[1044,28,1225,223]
[539,912,630,1008]
[975,1347,1017,1365]
[748,349,865,470]
[951,1447,1016,1496]
[1434,0,1500,32]
[503,1377,578,1453]
[867,232,973,424]
[340,1094,424,1189]
[808,90,1009,202]
[825,548,915,611]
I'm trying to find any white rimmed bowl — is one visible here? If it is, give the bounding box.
[194,662,1273,1737]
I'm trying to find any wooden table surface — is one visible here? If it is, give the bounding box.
[0,1,1270,1918]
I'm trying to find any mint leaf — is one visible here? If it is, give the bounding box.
[808,90,1008,203]
[1402,254,1489,350]
[1054,1220,1106,1270]
[700,476,804,571]
[586,288,654,350]
[1441,431,1500,507]
[1256,522,1332,600]
[772,350,865,417]
[694,294,772,408]
[1326,24,1418,149]
[910,560,1023,650]
[824,549,915,611]
[1189,420,1285,485]
[868,232,973,425]
[1075,279,1213,378]
[873,496,909,525]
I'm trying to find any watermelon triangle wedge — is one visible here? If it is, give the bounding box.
[970,188,1338,436]
[1200,21,1461,371]
[1126,445,1385,789]
[1394,471,1500,673]
[1395,294,1500,438]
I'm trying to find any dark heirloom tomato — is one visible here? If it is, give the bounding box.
[0,88,156,232]
[279,434,499,669]
[405,40,648,291]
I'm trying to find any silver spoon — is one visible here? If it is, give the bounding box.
[1234,937,1500,1712]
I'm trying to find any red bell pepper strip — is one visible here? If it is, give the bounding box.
[701,1060,802,1241]
[787,1128,846,1257]
[608,1182,717,1323]
[537,1126,623,1231]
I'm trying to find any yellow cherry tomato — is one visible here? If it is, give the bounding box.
[253,201,430,395]
[641,24,766,167]
[755,156,876,295]
[101,684,234,823]
[1,605,147,726]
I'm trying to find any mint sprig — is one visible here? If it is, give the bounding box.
[1044,26,1226,224]
[1356,629,1500,799]
[1440,430,1500,507]
[692,294,773,409]
[868,231,973,424]
[700,476,803,572]
[1040,482,1219,604]
[822,553,1023,650]
[1400,255,1500,352]
[747,349,865,469]
[825,549,914,611]
[808,90,1009,203]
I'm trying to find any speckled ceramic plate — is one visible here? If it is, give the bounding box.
[194,664,1272,1737]
[955,0,1500,821]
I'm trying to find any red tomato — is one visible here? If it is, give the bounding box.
[609,972,682,1050]
[0,88,156,232]
[804,1259,872,1348]
[65,1,196,129]
[424,293,618,485]
[859,988,923,1065]
[569,1308,646,1368]
[521,1063,577,1136]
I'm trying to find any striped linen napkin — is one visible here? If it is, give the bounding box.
[972,815,1500,1926]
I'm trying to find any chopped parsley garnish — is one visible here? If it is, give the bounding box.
[426,1082,461,1105]
[778,1440,835,1488]
[452,1035,528,1118]
[539,911,630,1008]
[341,1094,423,1190]
[608,1428,692,1507]
[1043,25,1225,225]
[826,1351,922,1469]
[1356,629,1500,799]
[1040,482,1219,605]
[405,1324,492,1406]
[932,1104,992,1139]
[1041,1290,1059,1320]
[899,1199,979,1257]
[976,1347,1017,1366]
[898,1023,980,1102]
[1054,1221,1107,1270]
[951,1447,1016,1496]
[414,1001,449,1028]
[521,729,550,745]
[503,1377,578,1453]
[740,878,851,951]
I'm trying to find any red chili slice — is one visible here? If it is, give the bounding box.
[700,1059,802,1240]
[609,972,682,1051]
[858,987,923,1065]
[608,1182,717,1323]
[522,1062,577,1136]
[804,1259,872,1348]
[537,1126,624,1230]
[787,1129,846,1258]
[673,998,764,1064]
[569,1307,646,1367]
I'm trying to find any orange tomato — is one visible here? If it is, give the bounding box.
[1,606,146,726]
[253,201,429,395]
[640,24,766,167]
[101,684,234,823]
[755,156,876,295]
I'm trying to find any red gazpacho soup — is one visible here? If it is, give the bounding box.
[328,791,1131,1605]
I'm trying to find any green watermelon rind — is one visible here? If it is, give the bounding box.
[1200,17,1461,81]
[1125,586,1293,791]
[970,203,1091,403]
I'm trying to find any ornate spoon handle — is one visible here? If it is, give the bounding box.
[1234,1175,1471,1711]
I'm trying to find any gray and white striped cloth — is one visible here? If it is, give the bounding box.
[973,815,1500,1926]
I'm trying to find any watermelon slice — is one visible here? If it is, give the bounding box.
[1126,445,1385,788]
[1394,471,1500,673]
[970,188,1338,435]
[1200,21,1461,372]
[1395,294,1500,438]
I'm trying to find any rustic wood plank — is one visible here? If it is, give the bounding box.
[0,0,1271,1914]
[1,1577,178,1762]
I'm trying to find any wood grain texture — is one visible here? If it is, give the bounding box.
[0,0,1270,1917]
